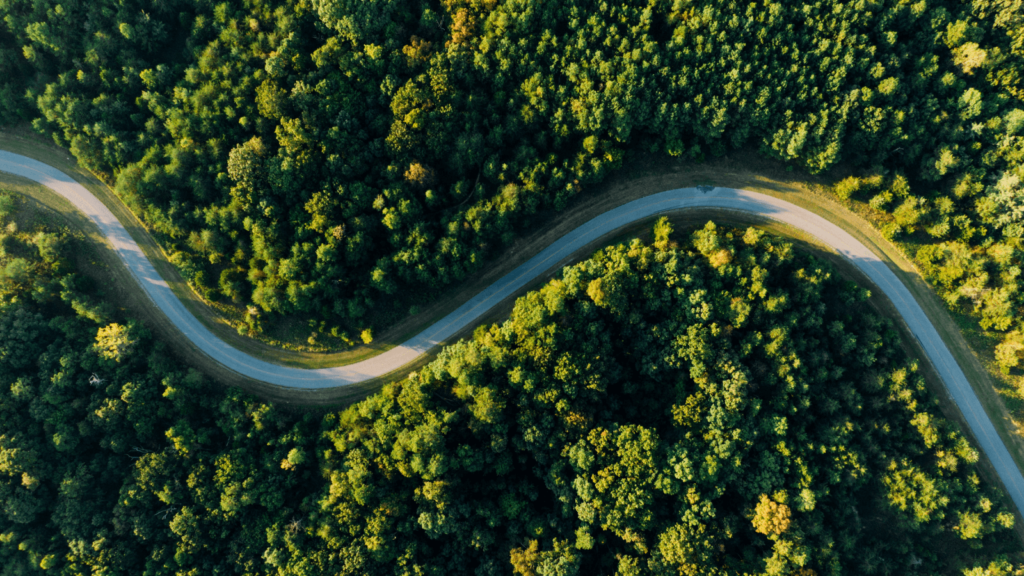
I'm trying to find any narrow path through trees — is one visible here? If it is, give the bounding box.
[3,149,1024,517]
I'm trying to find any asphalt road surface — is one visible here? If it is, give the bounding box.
[3,150,1024,516]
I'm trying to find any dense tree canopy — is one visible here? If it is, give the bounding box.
[0,197,1019,574]
[1,0,1023,353]
[2,0,1024,571]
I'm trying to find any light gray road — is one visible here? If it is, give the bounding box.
[3,150,1024,515]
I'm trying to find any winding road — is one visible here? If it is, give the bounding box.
[3,149,1024,516]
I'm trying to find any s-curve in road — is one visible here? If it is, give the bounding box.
[3,149,1024,516]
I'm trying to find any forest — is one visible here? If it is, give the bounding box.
[0,0,1023,363]
[0,194,1020,574]
[3,0,1024,572]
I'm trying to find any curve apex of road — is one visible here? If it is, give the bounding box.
[3,149,1024,517]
